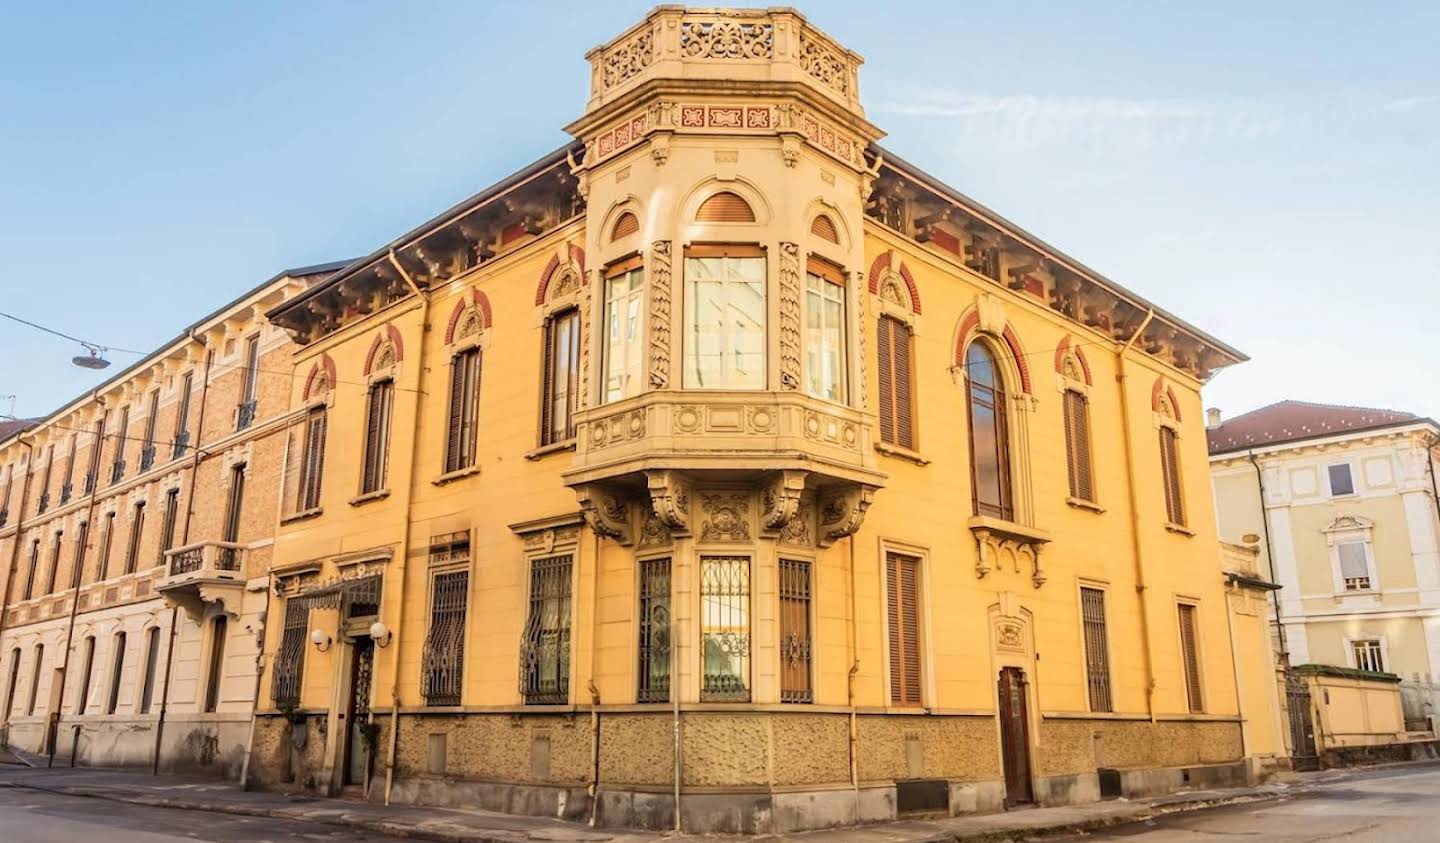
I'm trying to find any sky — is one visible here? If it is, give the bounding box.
[2,1,1438,424]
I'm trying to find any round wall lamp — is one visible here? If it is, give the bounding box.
[309,629,332,652]
[368,621,392,648]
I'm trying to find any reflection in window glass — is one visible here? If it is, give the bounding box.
[684,256,766,389]
[966,343,1012,520]
[603,268,646,403]
[804,272,846,402]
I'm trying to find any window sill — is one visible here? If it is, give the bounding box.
[875,441,930,465]
[1164,522,1195,537]
[1066,496,1105,514]
[433,466,481,486]
[349,489,391,507]
[525,439,576,461]
[280,507,323,525]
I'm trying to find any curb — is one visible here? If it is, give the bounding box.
[947,792,1283,842]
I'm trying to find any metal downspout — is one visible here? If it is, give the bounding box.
[846,534,860,798]
[587,530,602,826]
[152,333,213,774]
[1116,309,1157,722]
[0,434,37,745]
[48,394,106,767]
[1248,452,1287,662]
[383,249,428,806]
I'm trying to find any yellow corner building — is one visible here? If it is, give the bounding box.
[1,7,1290,834]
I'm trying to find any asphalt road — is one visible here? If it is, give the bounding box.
[0,781,432,843]
[1067,764,1440,842]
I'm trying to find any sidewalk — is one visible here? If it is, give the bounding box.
[0,755,1294,843]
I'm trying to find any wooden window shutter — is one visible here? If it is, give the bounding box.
[887,552,921,705]
[363,385,383,492]
[1064,391,1094,501]
[1177,604,1203,712]
[892,321,915,449]
[611,212,639,240]
[446,355,466,472]
[695,191,756,223]
[810,214,839,243]
[302,409,326,510]
[1160,427,1185,525]
[876,316,895,444]
[539,318,556,446]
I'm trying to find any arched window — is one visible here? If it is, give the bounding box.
[26,644,43,716]
[810,214,839,244]
[611,211,639,240]
[965,343,1012,520]
[107,632,126,714]
[695,191,756,223]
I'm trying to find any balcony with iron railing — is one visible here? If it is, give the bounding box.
[157,540,246,621]
[37,491,50,514]
[139,445,156,472]
[83,472,95,495]
[110,460,125,485]
[171,430,190,461]
[59,482,72,505]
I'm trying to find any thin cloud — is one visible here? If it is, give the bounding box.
[1382,94,1437,111]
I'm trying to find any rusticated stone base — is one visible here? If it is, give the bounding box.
[245,709,1254,833]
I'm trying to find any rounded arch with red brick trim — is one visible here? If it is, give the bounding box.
[953,310,1033,395]
[302,354,337,402]
[363,324,405,376]
[1151,377,1183,422]
[534,243,588,306]
[866,252,922,315]
[1054,336,1093,387]
[444,290,494,345]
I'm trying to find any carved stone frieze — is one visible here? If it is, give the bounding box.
[587,408,647,450]
[778,241,802,390]
[649,241,672,389]
[577,486,632,545]
[818,485,874,546]
[646,469,692,533]
[638,511,673,548]
[761,470,807,532]
[578,270,595,409]
[699,493,751,543]
[679,20,773,59]
[798,32,849,95]
[854,271,868,410]
[601,27,654,89]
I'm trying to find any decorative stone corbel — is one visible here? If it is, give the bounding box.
[780,135,801,168]
[817,484,874,547]
[970,518,1050,589]
[646,469,692,534]
[761,470,808,532]
[650,132,672,167]
[577,485,632,545]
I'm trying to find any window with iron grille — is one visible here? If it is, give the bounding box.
[637,557,671,703]
[421,569,468,706]
[60,434,76,504]
[37,445,53,514]
[445,348,482,473]
[540,309,579,446]
[159,489,179,565]
[1080,587,1112,712]
[237,335,259,431]
[1351,639,1385,673]
[140,390,159,471]
[106,633,125,714]
[886,551,922,706]
[173,372,193,460]
[1063,390,1095,502]
[223,465,246,546]
[779,559,813,704]
[360,379,394,494]
[1159,426,1185,526]
[1177,603,1203,713]
[111,405,130,485]
[139,626,161,714]
[98,512,116,581]
[876,314,916,450]
[700,556,751,702]
[272,599,309,706]
[521,555,572,704]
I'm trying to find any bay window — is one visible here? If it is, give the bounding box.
[804,260,847,403]
[602,257,646,403]
[684,246,766,389]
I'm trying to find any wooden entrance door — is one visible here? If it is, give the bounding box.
[343,638,375,786]
[997,667,1034,806]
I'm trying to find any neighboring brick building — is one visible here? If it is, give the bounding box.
[0,261,343,774]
